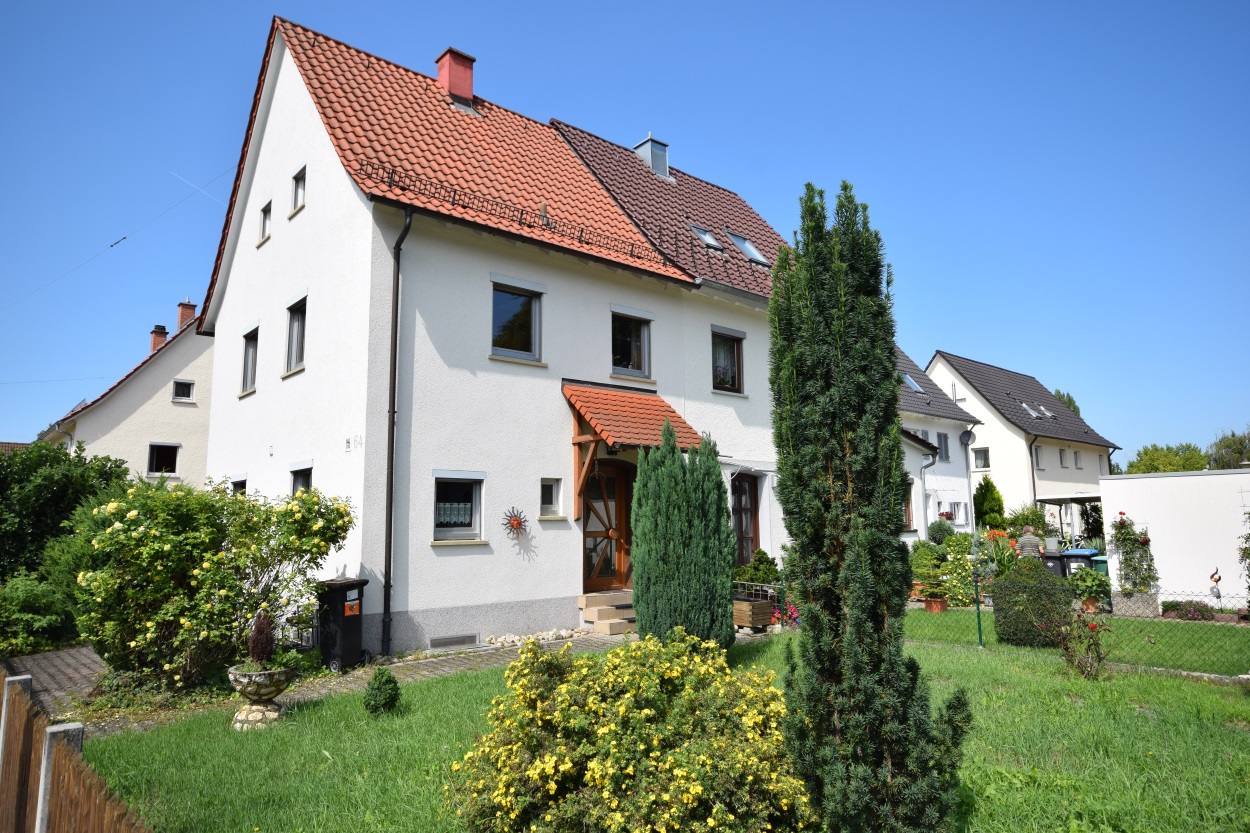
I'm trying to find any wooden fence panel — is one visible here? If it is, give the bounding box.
[0,682,45,833]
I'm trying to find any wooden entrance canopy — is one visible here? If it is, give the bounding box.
[563,382,702,520]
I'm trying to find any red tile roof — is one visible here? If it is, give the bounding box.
[554,121,786,298]
[563,383,702,449]
[0,442,30,456]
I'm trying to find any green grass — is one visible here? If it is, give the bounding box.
[85,638,1250,833]
[904,608,1250,676]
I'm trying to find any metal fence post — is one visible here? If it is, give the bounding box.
[973,573,984,648]
[0,674,34,785]
[35,722,85,833]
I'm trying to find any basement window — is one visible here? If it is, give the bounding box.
[726,231,768,266]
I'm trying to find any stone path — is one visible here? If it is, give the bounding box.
[2,645,106,716]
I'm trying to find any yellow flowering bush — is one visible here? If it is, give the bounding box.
[447,630,812,833]
[74,479,354,687]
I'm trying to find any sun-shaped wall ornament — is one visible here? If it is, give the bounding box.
[502,507,528,537]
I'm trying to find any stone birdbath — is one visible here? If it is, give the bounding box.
[228,665,297,730]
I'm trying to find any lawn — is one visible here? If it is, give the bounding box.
[905,607,1250,676]
[85,637,1250,833]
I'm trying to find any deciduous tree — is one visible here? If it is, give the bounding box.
[1207,426,1250,470]
[1125,442,1206,474]
[1053,388,1080,416]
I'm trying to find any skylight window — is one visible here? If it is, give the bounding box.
[726,231,768,265]
[690,225,722,250]
[1038,404,1057,419]
[1022,402,1041,418]
[903,373,924,393]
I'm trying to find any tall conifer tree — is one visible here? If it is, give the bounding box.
[631,421,735,648]
[770,183,971,832]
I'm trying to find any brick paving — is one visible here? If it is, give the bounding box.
[2,645,106,716]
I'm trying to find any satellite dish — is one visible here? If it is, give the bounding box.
[959,430,976,446]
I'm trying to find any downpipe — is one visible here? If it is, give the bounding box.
[382,207,413,657]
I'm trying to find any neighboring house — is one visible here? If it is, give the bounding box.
[926,351,1119,538]
[40,301,213,486]
[895,347,979,541]
[0,442,30,456]
[198,19,789,653]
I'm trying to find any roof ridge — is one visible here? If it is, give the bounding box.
[937,349,1038,383]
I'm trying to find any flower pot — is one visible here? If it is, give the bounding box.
[228,665,297,704]
[1081,596,1100,613]
[923,598,949,614]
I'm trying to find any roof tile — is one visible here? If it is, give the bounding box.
[563,383,702,449]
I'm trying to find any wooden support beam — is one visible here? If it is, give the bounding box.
[571,433,599,445]
[573,438,601,521]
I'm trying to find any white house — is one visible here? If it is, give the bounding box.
[198,19,788,653]
[894,347,979,541]
[926,351,1119,539]
[40,301,213,486]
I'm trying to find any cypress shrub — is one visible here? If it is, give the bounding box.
[363,666,401,716]
[631,421,735,648]
[927,519,955,545]
[992,558,1073,647]
[974,476,1005,529]
[770,182,971,831]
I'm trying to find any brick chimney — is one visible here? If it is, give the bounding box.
[150,324,168,353]
[436,47,476,103]
[178,299,197,330]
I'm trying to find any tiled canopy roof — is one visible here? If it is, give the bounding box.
[895,346,978,424]
[563,383,702,449]
[554,120,786,298]
[933,351,1118,449]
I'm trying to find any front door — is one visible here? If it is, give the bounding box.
[582,460,634,592]
[731,473,760,566]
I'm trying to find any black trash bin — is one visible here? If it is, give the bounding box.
[1041,555,1065,579]
[317,578,370,673]
[1060,548,1099,578]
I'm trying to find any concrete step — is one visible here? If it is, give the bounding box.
[577,590,633,609]
[592,617,636,635]
[585,603,635,622]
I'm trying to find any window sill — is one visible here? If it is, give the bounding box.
[256,235,270,249]
[537,514,567,522]
[609,373,655,385]
[431,539,488,548]
[711,388,748,398]
[489,354,547,369]
[171,398,196,405]
[146,473,181,481]
[238,388,257,400]
[281,365,306,380]
[288,204,305,220]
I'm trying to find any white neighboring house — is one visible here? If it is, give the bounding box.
[926,351,1119,539]
[40,301,213,486]
[198,19,788,654]
[895,348,979,542]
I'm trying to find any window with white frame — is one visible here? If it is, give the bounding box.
[292,167,306,213]
[147,444,179,476]
[260,202,271,243]
[711,325,744,393]
[611,312,650,377]
[540,478,561,516]
[172,380,194,402]
[973,447,990,469]
[231,479,247,495]
[1034,446,1044,469]
[492,282,541,361]
[286,299,306,373]
[291,467,312,495]
[241,329,258,393]
[936,432,951,462]
[435,477,483,540]
[1074,450,1082,469]
[1059,449,1068,468]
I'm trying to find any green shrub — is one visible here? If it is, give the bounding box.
[927,519,955,545]
[0,570,74,657]
[910,540,945,594]
[1110,511,1159,593]
[1006,502,1056,539]
[942,551,975,607]
[1160,599,1216,621]
[363,667,401,716]
[945,532,974,559]
[732,548,782,584]
[448,630,812,833]
[992,558,1074,648]
[974,477,1005,529]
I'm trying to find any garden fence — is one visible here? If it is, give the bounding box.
[0,671,151,833]
[735,581,1250,678]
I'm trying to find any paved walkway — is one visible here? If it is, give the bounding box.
[2,645,106,716]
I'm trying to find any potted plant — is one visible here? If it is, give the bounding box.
[922,587,949,614]
[1069,567,1110,613]
[228,610,298,730]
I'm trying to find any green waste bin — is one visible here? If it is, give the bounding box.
[1091,555,1109,576]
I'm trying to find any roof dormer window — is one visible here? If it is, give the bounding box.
[690,225,722,250]
[726,231,768,266]
[1022,402,1041,418]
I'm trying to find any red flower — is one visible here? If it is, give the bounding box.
[1119,511,1126,516]
[1088,623,1098,631]
[1009,540,1017,547]
[1140,536,1150,545]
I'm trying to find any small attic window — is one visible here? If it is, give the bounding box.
[690,225,722,250]
[726,231,768,266]
[1038,404,1057,419]
[1022,402,1042,418]
[903,374,924,393]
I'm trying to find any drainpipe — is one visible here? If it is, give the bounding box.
[1028,436,1039,505]
[382,207,413,657]
[919,452,938,540]
[961,431,976,530]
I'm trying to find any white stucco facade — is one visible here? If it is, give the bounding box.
[43,324,214,486]
[1100,469,1250,599]
[899,413,975,541]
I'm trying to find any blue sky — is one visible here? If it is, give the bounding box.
[2,1,1246,462]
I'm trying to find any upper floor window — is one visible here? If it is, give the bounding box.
[259,202,272,244]
[147,444,179,477]
[241,329,259,394]
[1059,449,1068,468]
[711,326,744,393]
[690,225,722,250]
[492,281,542,361]
[1034,446,1044,469]
[1074,451,1082,469]
[936,432,951,462]
[291,467,312,495]
[291,167,306,214]
[726,231,768,266]
[172,380,194,402]
[973,448,990,469]
[286,299,306,373]
[611,311,650,378]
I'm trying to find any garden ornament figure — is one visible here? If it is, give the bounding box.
[1210,568,1221,600]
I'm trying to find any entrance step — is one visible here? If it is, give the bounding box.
[577,590,632,609]
[592,617,636,635]
[585,603,635,622]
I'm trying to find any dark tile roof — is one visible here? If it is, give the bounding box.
[553,120,786,298]
[900,428,939,454]
[932,351,1118,449]
[895,346,978,424]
